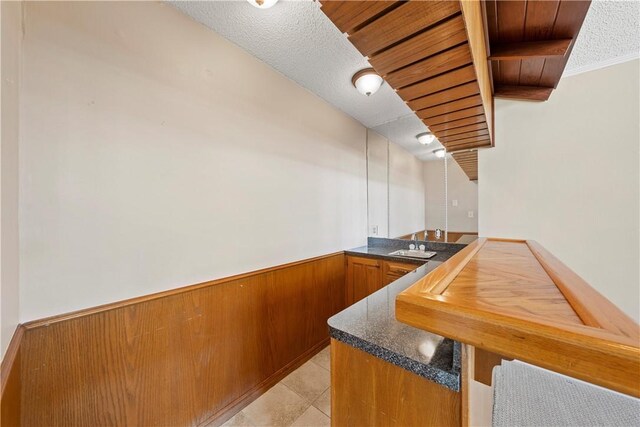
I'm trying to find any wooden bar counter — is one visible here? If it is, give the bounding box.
[396,238,640,398]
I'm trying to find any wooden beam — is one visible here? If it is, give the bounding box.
[494,85,554,101]
[460,0,494,146]
[490,38,573,60]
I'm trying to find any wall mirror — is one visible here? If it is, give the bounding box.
[366,130,479,244]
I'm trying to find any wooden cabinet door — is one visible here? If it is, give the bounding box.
[346,256,382,305]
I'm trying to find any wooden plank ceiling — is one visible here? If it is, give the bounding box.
[320,0,590,181]
[485,0,591,101]
[451,150,478,181]
[320,0,493,182]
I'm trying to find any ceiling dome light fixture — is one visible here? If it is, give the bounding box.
[247,0,279,9]
[352,68,383,96]
[416,132,436,145]
[434,148,446,158]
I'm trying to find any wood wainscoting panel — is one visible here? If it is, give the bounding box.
[331,338,461,427]
[19,253,346,427]
[1,326,24,427]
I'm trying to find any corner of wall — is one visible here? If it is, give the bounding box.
[1,0,23,359]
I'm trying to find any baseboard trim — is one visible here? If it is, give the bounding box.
[198,337,330,427]
[24,251,345,330]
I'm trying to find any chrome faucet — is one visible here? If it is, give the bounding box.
[411,233,418,249]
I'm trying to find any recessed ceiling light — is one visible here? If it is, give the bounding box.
[351,68,383,96]
[416,132,436,145]
[434,148,446,158]
[247,0,278,9]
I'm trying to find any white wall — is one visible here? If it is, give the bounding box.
[367,130,389,238]
[389,142,425,238]
[479,59,640,322]
[19,1,368,322]
[1,0,22,357]
[424,157,478,232]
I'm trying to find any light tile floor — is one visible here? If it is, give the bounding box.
[222,346,331,427]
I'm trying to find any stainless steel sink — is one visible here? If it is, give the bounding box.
[388,250,437,259]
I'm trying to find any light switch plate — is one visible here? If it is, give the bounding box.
[468,211,474,218]
[452,199,458,207]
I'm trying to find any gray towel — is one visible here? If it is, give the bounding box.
[492,360,640,427]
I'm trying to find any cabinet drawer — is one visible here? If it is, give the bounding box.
[384,261,417,275]
[381,260,419,285]
[383,273,404,285]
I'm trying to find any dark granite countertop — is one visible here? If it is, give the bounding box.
[329,238,466,392]
[344,237,466,265]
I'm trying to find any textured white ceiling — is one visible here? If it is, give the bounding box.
[565,0,640,75]
[170,0,639,161]
[169,0,412,129]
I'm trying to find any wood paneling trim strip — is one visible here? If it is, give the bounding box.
[494,84,554,101]
[461,344,470,427]
[489,39,572,60]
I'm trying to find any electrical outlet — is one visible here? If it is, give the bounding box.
[452,199,458,207]
[468,211,474,218]
[372,225,378,235]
